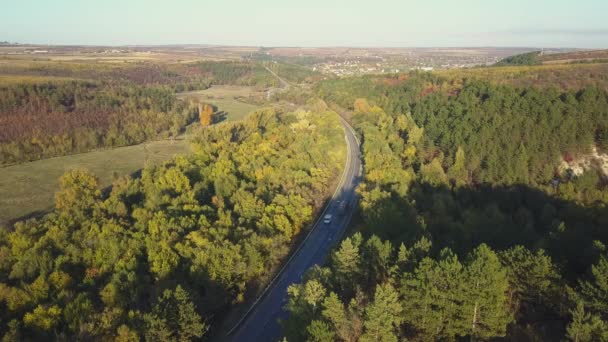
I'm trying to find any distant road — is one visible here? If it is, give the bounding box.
[264,65,291,88]
[227,116,362,341]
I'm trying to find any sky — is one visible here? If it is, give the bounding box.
[1,0,607,48]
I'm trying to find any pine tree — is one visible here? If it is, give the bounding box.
[448,146,468,187]
[145,286,207,342]
[463,244,512,339]
[321,293,350,341]
[306,320,335,342]
[499,246,561,315]
[362,236,393,288]
[578,255,608,316]
[115,325,139,342]
[400,250,464,340]
[566,302,608,342]
[332,233,362,295]
[361,283,403,342]
[513,143,530,184]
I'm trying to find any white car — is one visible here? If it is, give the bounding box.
[323,214,332,224]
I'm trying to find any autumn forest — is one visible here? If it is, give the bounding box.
[1,47,608,342]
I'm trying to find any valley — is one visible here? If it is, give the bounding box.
[1,43,608,341]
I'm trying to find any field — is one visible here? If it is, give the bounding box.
[0,85,268,226]
[0,56,273,226]
[178,85,266,122]
[0,138,191,227]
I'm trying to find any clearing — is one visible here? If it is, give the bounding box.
[178,85,266,122]
[0,139,191,227]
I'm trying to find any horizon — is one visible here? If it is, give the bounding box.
[0,43,593,50]
[2,0,607,48]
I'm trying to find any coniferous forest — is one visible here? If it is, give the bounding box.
[283,72,608,341]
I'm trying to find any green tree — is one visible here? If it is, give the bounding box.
[361,283,403,342]
[115,325,139,342]
[306,320,335,342]
[303,280,327,315]
[362,235,393,287]
[448,146,468,187]
[513,143,530,184]
[23,305,62,331]
[420,158,448,186]
[54,169,101,213]
[145,286,207,342]
[499,246,561,316]
[463,244,512,339]
[400,250,464,340]
[332,233,363,295]
[567,302,608,342]
[321,292,363,342]
[578,255,608,315]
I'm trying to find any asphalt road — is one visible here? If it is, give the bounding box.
[227,117,362,342]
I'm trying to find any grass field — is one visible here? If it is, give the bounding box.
[0,85,266,227]
[0,139,191,227]
[178,85,266,122]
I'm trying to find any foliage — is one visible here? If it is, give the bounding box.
[0,108,345,340]
[0,58,285,164]
[293,69,608,340]
[283,236,514,341]
[198,103,214,127]
[0,81,197,164]
[494,51,542,66]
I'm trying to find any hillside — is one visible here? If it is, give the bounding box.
[0,108,347,340]
[284,63,608,341]
[0,57,305,165]
[2,51,608,341]
[495,49,608,67]
[541,49,608,64]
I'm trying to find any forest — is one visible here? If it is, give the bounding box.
[2,54,608,340]
[494,51,542,66]
[0,81,197,165]
[282,72,608,340]
[0,108,346,340]
[0,59,309,165]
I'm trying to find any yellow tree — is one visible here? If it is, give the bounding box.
[199,103,214,127]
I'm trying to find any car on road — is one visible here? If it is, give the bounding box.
[323,214,332,224]
[338,200,349,215]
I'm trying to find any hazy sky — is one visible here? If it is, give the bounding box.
[2,0,607,48]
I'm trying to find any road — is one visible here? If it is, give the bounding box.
[227,116,362,341]
[264,65,291,89]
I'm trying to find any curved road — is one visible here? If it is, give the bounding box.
[228,116,362,341]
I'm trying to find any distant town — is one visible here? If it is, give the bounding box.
[0,43,581,76]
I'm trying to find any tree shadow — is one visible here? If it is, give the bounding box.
[212,111,228,124]
[357,181,608,340]
[361,182,608,278]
